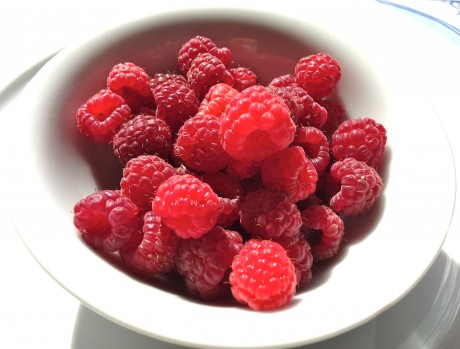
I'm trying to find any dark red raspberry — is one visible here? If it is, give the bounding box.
[197,83,239,118]
[229,67,257,91]
[187,53,234,99]
[225,158,262,179]
[300,204,345,261]
[295,53,341,100]
[150,73,186,90]
[268,74,296,89]
[178,35,231,74]
[293,127,331,173]
[229,239,297,310]
[319,99,347,140]
[175,226,243,299]
[331,117,387,166]
[112,113,172,166]
[107,62,155,112]
[239,187,302,239]
[174,113,231,172]
[120,155,176,211]
[120,211,179,275]
[152,174,220,239]
[73,190,139,252]
[326,158,383,215]
[220,85,296,161]
[153,80,200,134]
[261,146,318,203]
[76,89,131,144]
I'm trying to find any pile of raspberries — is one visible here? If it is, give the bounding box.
[73,35,387,311]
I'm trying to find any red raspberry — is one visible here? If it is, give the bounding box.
[178,35,231,74]
[174,113,231,172]
[153,80,200,134]
[76,89,131,145]
[120,211,179,275]
[326,158,383,215]
[112,113,172,166]
[197,83,239,118]
[225,158,262,179]
[120,155,176,211]
[239,187,302,239]
[152,174,220,239]
[107,62,155,112]
[295,53,341,100]
[150,73,186,90]
[73,190,139,252]
[187,53,234,99]
[175,226,243,299]
[331,117,387,166]
[229,67,257,91]
[220,85,296,162]
[229,239,297,311]
[319,99,347,140]
[293,127,331,173]
[268,74,296,89]
[300,204,345,261]
[261,146,318,203]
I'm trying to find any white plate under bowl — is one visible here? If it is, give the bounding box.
[6,4,456,349]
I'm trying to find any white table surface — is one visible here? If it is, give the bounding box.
[1,1,460,348]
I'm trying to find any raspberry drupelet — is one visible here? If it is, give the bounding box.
[152,174,220,239]
[197,83,240,118]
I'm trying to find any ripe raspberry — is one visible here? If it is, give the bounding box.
[268,74,296,89]
[152,174,220,239]
[150,73,186,90]
[229,239,297,311]
[220,85,296,161]
[225,158,262,179]
[240,187,302,239]
[229,67,257,91]
[300,204,345,261]
[174,113,230,172]
[175,226,243,299]
[331,117,387,166]
[197,83,239,118]
[187,53,234,99]
[319,99,347,140]
[293,127,331,173]
[107,62,155,112]
[261,146,318,203]
[120,155,176,211]
[295,53,341,100]
[73,190,139,252]
[120,211,179,276]
[326,158,383,215]
[178,35,231,74]
[153,80,200,134]
[76,89,131,144]
[112,113,172,166]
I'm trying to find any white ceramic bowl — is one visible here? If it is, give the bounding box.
[7,5,456,349]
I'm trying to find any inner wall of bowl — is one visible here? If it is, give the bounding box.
[38,9,388,213]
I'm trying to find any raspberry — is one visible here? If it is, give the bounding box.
[76,89,131,144]
[152,174,220,239]
[300,204,345,261]
[174,113,231,172]
[226,158,262,179]
[293,126,331,173]
[239,187,302,239]
[220,85,296,161]
[331,117,387,166]
[120,211,179,275]
[73,190,139,252]
[295,53,341,100]
[153,80,200,134]
[112,113,172,166]
[175,226,243,299]
[187,53,234,99]
[120,155,176,211]
[319,99,347,139]
[261,146,318,203]
[150,73,186,90]
[229,239,297,311]
[268,74,296,89]
[107,62,155,112]
[229,67,257,91]
[197,83,239,118]
[326,158,383,215]
[178,35,231,74]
